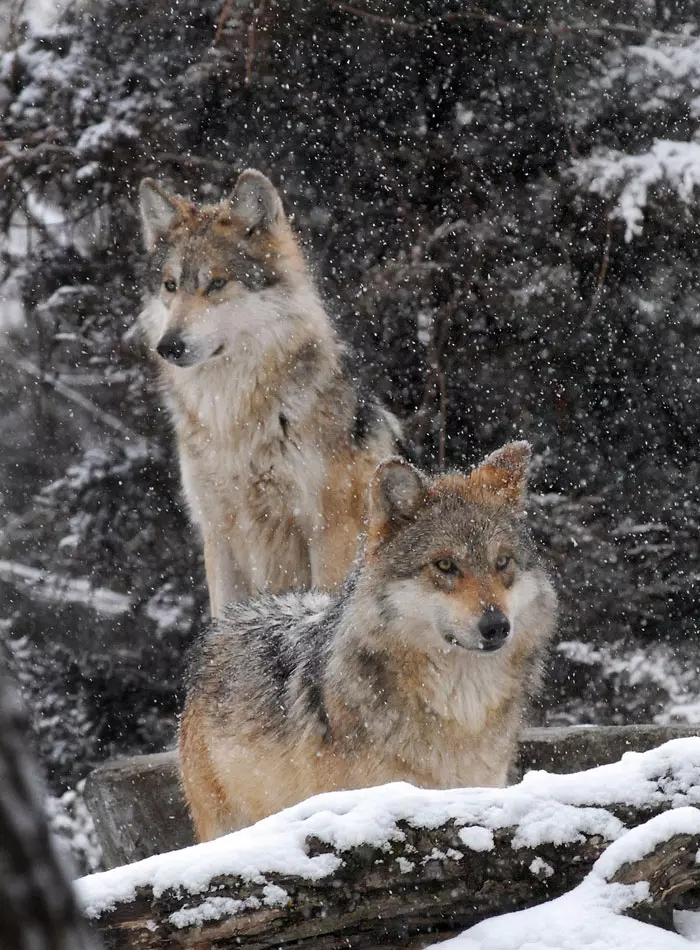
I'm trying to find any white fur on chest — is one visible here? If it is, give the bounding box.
[174,370,325,593]
[423,649,516,731]
[175,386,325,532]
[394,654,518,787]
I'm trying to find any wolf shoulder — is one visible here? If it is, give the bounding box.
[186,589,336,710]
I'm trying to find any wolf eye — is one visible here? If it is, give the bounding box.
[207,277,228,294]
[163,279,177,293]
[495,554,513,572]
[434,557,460,576]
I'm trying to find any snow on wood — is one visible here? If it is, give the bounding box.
[434,808,700,950]
[76,738,700,949]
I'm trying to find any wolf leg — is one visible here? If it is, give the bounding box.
[203,534,248,616]
[310,451,377,590]
[311,521,362,591]
[179,702,236,843]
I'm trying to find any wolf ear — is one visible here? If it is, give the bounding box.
[139,179,183,251]
[367,458,428,551]
[229,169,284,233]
[472,441,531,510]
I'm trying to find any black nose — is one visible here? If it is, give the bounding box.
[157,333,187,363]
[478,608,510,651]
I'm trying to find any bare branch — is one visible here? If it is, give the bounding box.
[325,1,680,42]
[214,0,234,45]
[584,214,613,321]
[8,355,148,448]
[245,0,267,85]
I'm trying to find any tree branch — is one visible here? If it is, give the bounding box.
[325,1,679,42]
[8,355,148,448]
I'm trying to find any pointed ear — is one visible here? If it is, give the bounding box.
[228,169,284,233]
[139,179,183,251]
[472,441,531,510]
[367,458,428,551]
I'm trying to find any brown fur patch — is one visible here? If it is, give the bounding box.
[316,450,377,589]
[451,573,507,618]
[179,703,230,842]
[429,461,525,510]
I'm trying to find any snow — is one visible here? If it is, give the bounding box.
[676,912,700,941]
[529,856,553,878]
[75,118,139,153]
[556,640,700,726]
[76,738,700,927]
[0,559,132,617]
[593,806,700,880]
[430,810,700,950]
[574,140,700,241]
[168,895,260,929]
[458,826,494,852]
[46,781,102,875]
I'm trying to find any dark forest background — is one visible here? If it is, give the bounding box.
[1,0,700,867]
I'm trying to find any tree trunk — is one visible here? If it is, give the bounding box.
[0,660,98,950]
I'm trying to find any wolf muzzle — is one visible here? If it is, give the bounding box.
[478,607,510,651]
[157,332,189,365]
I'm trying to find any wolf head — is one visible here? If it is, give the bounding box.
[363,442,557,655]
[137,170,307,368]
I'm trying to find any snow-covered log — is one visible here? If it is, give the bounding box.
[77,738,700,949]
[433,808,700,950]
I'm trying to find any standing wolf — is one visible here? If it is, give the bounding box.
[138,169,401,614]
[180,442,558,841]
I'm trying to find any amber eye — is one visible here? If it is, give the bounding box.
[207,277,228,294]
[163,279,177,293]
[495,554,513,572]
[434,557,460,576]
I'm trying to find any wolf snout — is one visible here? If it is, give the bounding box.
[157,332,188,365]
[478,608,510,651]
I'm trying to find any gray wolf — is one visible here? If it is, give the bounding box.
[137,169,401,615]
[179,442,558,841]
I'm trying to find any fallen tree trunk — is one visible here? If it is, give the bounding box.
[77,737,700,950]
[427,809,700,949]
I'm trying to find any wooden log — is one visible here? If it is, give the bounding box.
[83,751,193,868]
[609,814,700,932]
[77,737,700,949]
[84,723,700,868]
[427,809,700,948]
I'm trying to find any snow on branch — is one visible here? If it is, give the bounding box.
[76,739,700,949]
[628,34,700,88]
[573,140,700,240]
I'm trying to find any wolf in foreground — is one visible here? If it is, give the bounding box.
[180,442,558,841]
[138,169,401,614]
